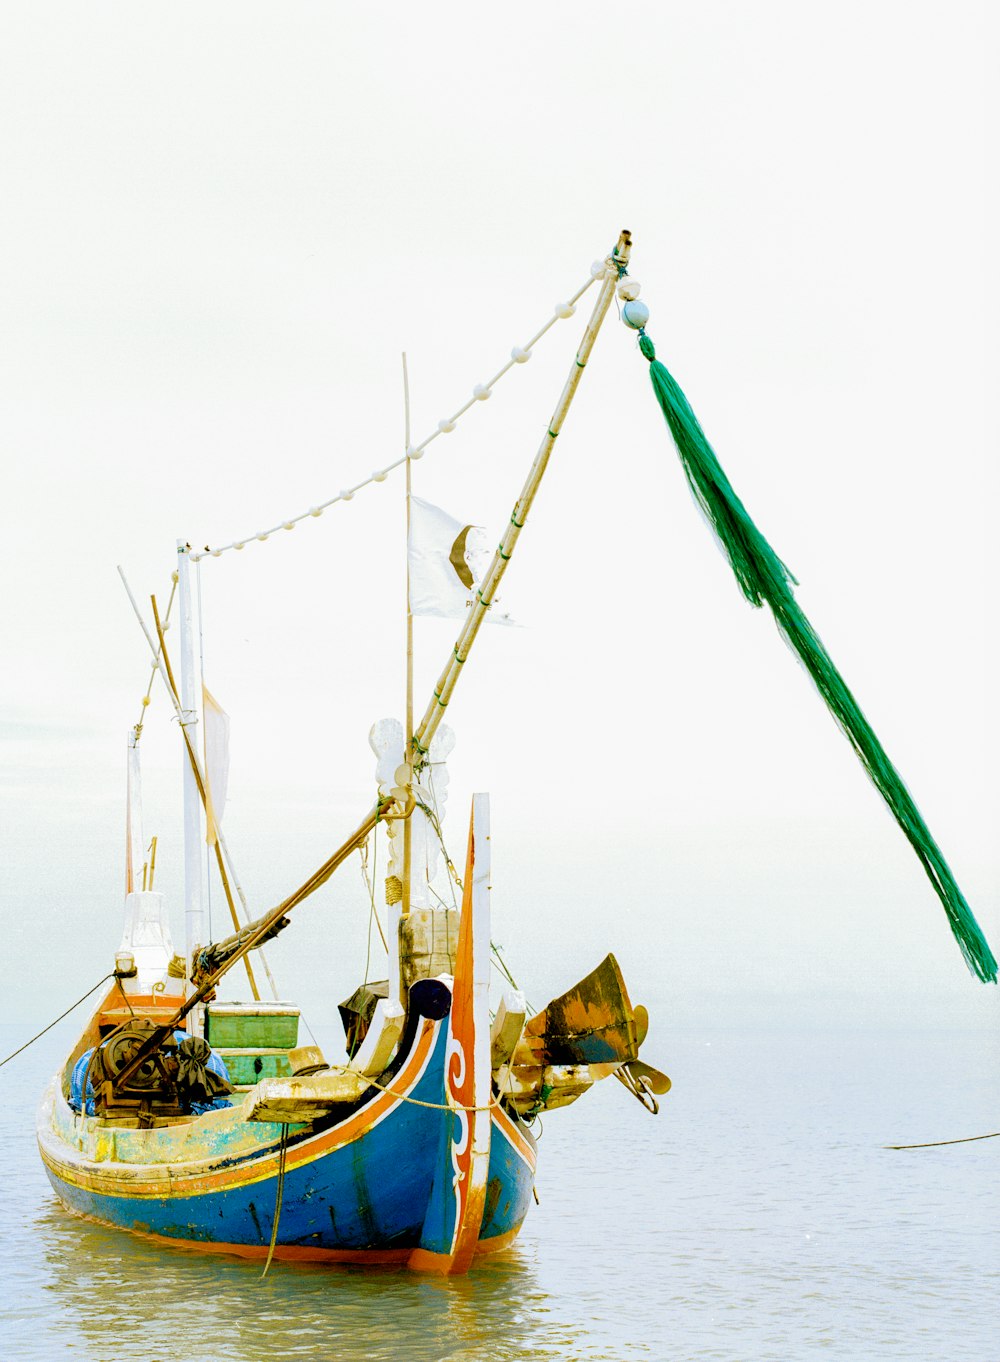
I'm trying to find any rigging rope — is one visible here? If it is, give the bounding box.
[190,271,599,561]
[418,790,527,1001]
[0,974,115,1069]
[362,1070,502,1114]
[885,1131,1000,1150]
[132,576,176,739]
[358,835,388,954]
[260,1123,290,1278]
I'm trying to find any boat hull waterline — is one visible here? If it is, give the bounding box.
[38,1017,537,1267]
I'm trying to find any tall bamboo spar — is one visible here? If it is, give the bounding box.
[402,352,414,918]
[176,541,205,1011]
[411,229,632,760]
[117,568,273,1000]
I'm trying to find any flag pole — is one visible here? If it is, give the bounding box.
[411,230,632,762]
[402,352,414,918]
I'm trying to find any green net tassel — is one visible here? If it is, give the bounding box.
[637,330,996,984]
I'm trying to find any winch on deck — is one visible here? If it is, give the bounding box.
[70,1018,234,1125]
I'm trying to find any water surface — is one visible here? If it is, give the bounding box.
[2,1024,996,1360]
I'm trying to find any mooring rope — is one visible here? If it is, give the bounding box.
[261,1123,290,1279]
[885,1131,1000,1150]
[361,1070,502,1114]
[0,974,115,1069]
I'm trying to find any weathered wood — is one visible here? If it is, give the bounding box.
[246,1068,372,1123]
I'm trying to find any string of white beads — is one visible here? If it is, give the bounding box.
[189,264,603,560]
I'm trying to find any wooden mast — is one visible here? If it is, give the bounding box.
[176,541,204,1020]
[411,229,632,763]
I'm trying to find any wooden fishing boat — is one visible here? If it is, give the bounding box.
[36,231,666,1274]
[35,229,995,1274]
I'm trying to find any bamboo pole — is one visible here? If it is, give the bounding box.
[411,229,632,761]
[150,595,261,1002]
[402,351,414,918]
[176,542,204,997]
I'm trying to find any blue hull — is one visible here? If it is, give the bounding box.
[38,1016,536,1265]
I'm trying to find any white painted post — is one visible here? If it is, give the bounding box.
[468,793,492,1139]
[176,541,204,1007]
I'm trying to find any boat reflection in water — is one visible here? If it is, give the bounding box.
[34,1191,584,1362]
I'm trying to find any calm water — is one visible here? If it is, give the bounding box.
[2,1023,996,1361]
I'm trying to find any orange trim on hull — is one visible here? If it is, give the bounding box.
[474,1223,526,1256]
[408,1246,454,1273]
[491,1103,537,1172]
[41,1020,439,1200]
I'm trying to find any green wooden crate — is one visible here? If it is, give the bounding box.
[216,1048,293,1085]
[206,1002,300,1049]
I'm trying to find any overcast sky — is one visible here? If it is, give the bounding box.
[1,3,996,1045]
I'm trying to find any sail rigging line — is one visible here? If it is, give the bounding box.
[489,944,526,1004]
[357,837,388,954]
[424,768,459,910]
[403,350,414,918]
[260,1123,290,1279]
[411,232,632,765]
[362,829,382,988]
[151,594,261,1002]
[0,974,115,1069]
[417,786,527,1002]
[188,272,599,563]
[132,577,176,740]
[415,791,459,907]
[633,324,997,986]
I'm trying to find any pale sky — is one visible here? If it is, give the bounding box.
[1,3,997,1045]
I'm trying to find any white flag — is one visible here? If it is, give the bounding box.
[202,686,230,846]
[408,496,515,624]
